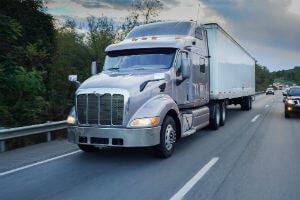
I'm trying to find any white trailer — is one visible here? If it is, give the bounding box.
[205,23,255,100]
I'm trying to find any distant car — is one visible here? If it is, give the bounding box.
[284,86,300,118]
[266,88,274,95]
[282,88,289,102]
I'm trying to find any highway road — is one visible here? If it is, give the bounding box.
[1,91,300,200]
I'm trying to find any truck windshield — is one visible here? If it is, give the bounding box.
[288,88,300,96]
[104,48,176,71]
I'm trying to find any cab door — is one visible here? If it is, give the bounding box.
[189,52,209,106]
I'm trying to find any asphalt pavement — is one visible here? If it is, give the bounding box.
[0,91,299,200]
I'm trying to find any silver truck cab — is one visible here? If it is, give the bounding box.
[67,21,213,157]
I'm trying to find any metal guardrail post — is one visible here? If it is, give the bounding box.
[46,121,51,142]
[0,140,5,153]
[47,132,51,142]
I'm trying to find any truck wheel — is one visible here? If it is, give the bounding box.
[155,115,176,158]
[78,144,99,152]
[220,101,226,126]
[248,97,252,110]
[242,97,251,111]
[209,103,220,130]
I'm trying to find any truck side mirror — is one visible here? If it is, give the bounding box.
[68,75,77,82]
[182,59,190,79]
[91,61,97,76]
[68,75,80,89]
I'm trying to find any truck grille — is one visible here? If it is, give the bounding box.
[76,93,124,125]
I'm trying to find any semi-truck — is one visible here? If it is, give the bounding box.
[67,21,255,158]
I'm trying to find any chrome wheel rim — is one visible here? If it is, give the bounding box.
[165,124,176,151]
[216,106,220,125]
[222,104,226,121]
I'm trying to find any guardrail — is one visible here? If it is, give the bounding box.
[0,121,67,152]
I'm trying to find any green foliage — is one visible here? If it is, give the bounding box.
[87,16,116,71]
[0,0,55,55]
[255,64,274,91]
[272,66,300,86]
[0,0,54,127]
[0,54,47,126]
[48,26,91,121]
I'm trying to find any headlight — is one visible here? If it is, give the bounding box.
[130,117,159,127]
[287,99,295,104]
[67,116,76,124]
[67,106,76,124]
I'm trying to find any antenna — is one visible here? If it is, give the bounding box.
[196,3,201,24]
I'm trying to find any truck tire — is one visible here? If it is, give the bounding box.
[155,115,176,158]
[220,101,226,126]
[241,97,251,111]
[209,103,220,130]
[78,144,99,152]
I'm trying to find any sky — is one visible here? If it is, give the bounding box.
[46,0,300,71]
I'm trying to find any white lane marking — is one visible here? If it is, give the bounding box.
[265,104,269,108]
[0,150,81,177]
[251,114,260,123]
[170,157,219,200]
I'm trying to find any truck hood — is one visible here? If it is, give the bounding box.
[78,70,166,94]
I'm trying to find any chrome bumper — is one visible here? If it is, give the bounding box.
[68,126,161,147]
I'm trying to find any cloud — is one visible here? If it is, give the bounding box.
[70,0,131,9]
[68,0,179,9]
[199,0,300,69]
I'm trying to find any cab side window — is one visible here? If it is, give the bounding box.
[195,27,203,40]
[175,52,182,77]
[175,52,188,77]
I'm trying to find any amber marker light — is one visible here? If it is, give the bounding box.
[151,117,159,126]
[151,36,156,40]
[130,117,159,127]
[141,37,146,40]
[132,38,136,41]
[175,36,180,39]
[113,40,118,44]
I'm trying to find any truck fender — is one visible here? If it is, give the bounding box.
[127,94,180,127]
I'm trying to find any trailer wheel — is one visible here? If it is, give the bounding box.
[209,103,220,130]
[241,97,251,111]
[155,115,176,158]
[245,97,251,111]
[78,144,99,152]
[220,101,226,126]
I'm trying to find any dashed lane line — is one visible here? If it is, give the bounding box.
[170,157,219,200]
[0,150,81,177]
